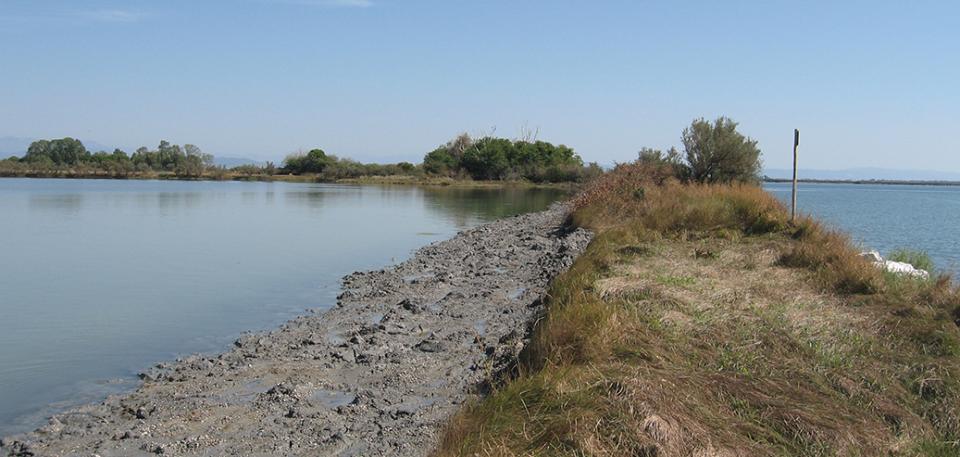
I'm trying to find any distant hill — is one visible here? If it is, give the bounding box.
[0,137,33,157]
[764,167,960,182]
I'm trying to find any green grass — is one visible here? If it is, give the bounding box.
[888,248,935,272]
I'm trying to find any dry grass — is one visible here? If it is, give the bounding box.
[435,163,960,456]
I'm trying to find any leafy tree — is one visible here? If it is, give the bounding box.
[184,144,213,166]
[462,137,513,180]
[283,148,330,174]
[157,140,186,171]
[131,146,159,169]
[423,133,587,182]
[111,149,130,162]
[24,138,88,165]
[682,117,761,184]
[423,147,459,176]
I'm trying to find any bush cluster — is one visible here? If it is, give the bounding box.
[281,148,419,179]
[423,133,600,183]
[8,138,214,178]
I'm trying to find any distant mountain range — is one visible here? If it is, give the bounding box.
[763,167,960,182]
[0,137,36,157]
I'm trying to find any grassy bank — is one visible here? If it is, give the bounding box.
[436,163,960,456]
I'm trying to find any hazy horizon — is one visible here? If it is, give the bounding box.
[2,1,957,172]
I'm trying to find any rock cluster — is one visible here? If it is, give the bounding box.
[860,250,930,279]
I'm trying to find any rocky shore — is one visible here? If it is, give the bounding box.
[1,205,591,457]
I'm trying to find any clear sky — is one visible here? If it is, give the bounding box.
[1,0,957,170]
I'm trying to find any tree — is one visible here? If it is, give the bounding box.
[184,144,213,166]
[422,133,587,182]
[24,138,88,165]
[157,140,185,171]
[461,137,512,180]
[682,117,761,184]
[283,148,330,174]
[423,147,458,176]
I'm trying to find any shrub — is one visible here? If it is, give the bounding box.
[283,148,330,174]
[423,146,458,176]
[25,138,89,165]
[637,146,688,180]
[423,133,589,182]
[682,117,761,184]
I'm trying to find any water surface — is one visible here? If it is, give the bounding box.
[765,182,960,271]
[0,178,567,436]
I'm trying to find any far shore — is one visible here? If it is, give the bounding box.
[0,172,579,190]
[764,177,960,186]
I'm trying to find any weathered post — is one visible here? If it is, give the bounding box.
[791,129,799,222]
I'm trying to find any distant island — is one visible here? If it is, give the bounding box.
[0,134,602,186]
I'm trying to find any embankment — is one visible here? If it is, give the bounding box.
[436,165,960,456]
[1,205,591,456]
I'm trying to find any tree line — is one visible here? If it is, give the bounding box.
[277,134,602,183]
[1,117,762,184]
[3,138,214,178]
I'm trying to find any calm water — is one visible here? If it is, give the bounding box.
[0,178,567,436]
[765,182,960,271]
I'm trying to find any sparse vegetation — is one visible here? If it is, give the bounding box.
[435,159,960,456]
[889,248,936,273]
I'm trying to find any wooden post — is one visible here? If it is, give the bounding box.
[791,129,799,222]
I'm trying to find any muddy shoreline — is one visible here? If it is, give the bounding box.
[1,205,591,457]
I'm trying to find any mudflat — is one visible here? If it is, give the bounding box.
[1,204,591,457]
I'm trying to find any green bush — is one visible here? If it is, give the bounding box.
[24,138,88,165]
[423,134,590,182]
[682,117,762,184]
[283,148,330,174]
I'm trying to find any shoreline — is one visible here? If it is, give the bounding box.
[0,173,579,190]
[1,204,591,456]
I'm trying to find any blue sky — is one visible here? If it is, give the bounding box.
[1,0,957,170]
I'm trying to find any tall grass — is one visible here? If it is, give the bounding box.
[889,248,936,272]
[435,162,960,456]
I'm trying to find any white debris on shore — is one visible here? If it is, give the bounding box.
[860,250,930,279]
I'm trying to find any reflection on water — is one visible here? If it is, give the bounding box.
[0,178,568,437]
[28,194,84,212]
[422,186,569,228]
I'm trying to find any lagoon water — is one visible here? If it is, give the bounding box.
[765,182,960,271]
[0,178,567,437]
